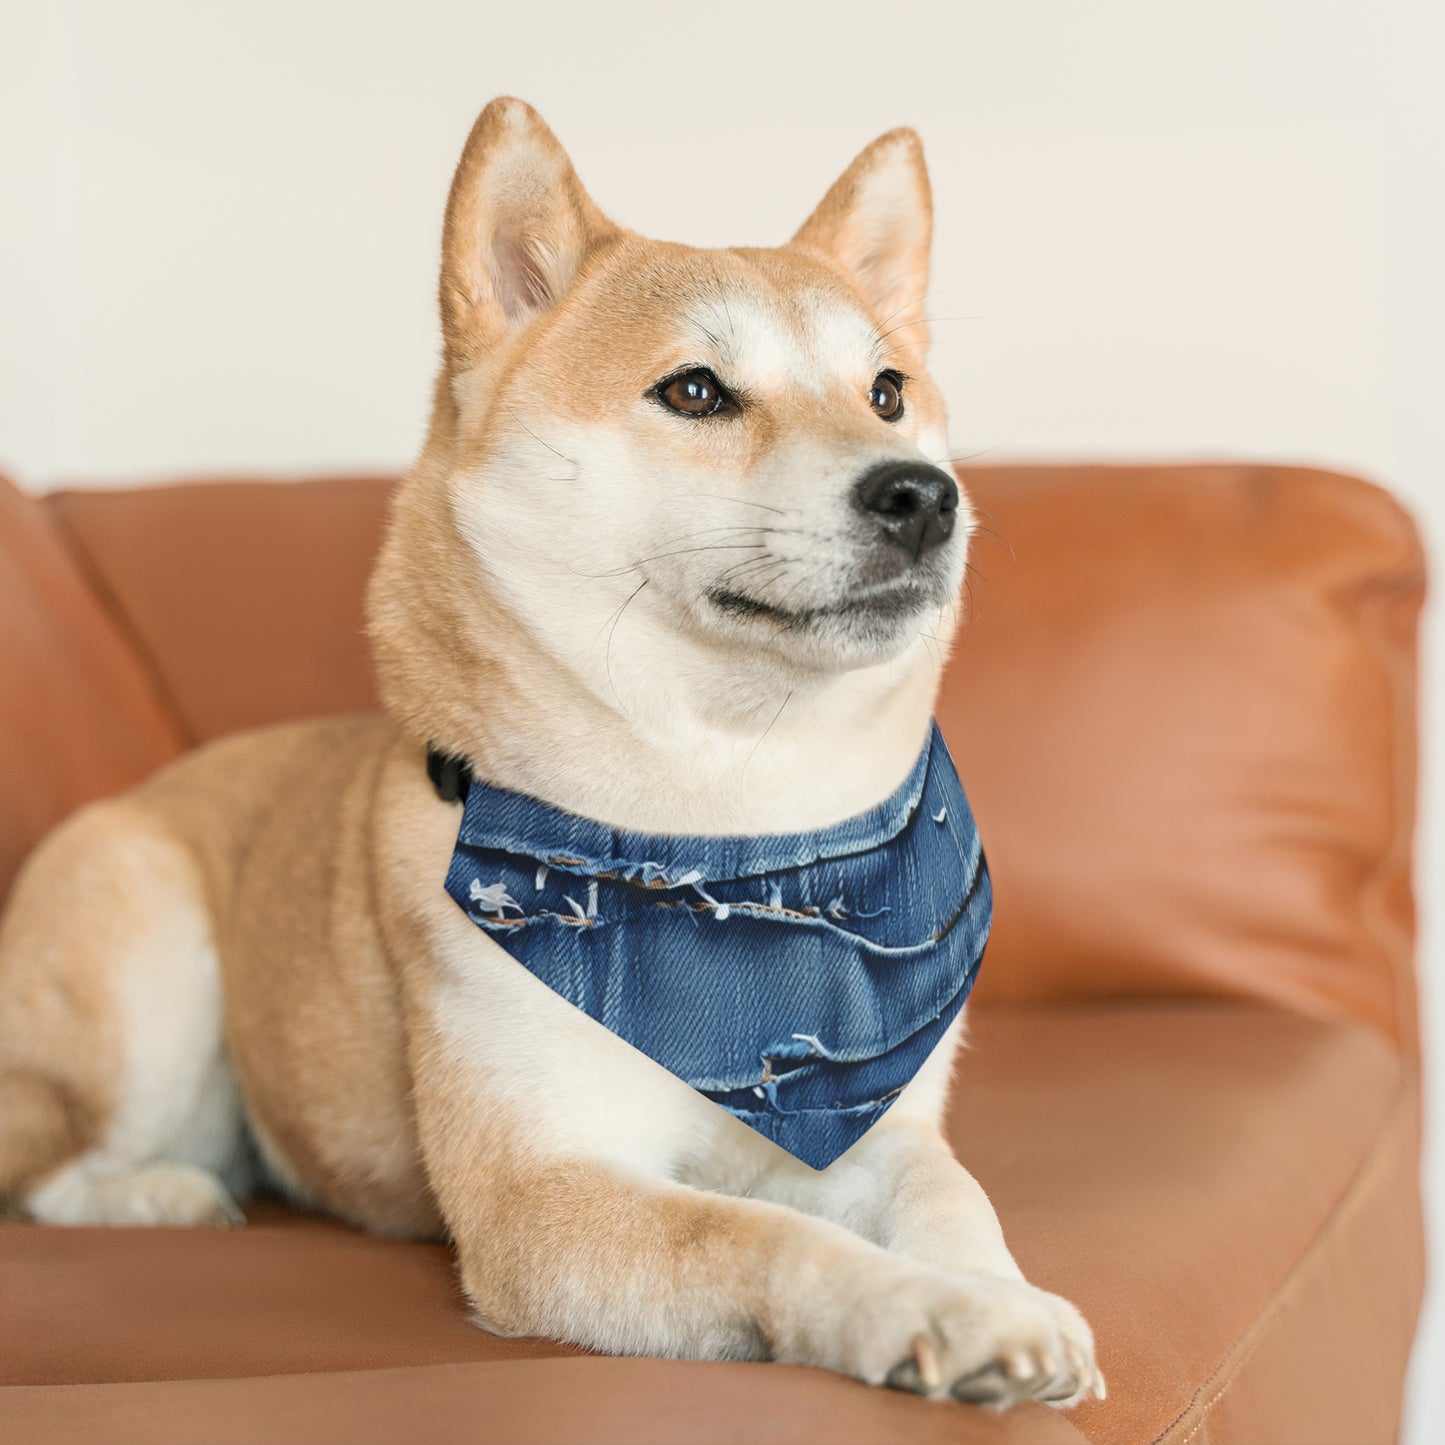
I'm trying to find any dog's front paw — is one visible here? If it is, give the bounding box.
[819,1264,1104,1408]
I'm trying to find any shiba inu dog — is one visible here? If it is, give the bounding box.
[0,98,1102,1408]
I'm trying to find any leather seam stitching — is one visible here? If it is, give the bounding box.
[1151,1073,1415,1444]
[44,498,199,749]
[1353,562,1426,1065]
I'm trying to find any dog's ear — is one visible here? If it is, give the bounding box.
[440,98,617,367]
[791,129,933,353]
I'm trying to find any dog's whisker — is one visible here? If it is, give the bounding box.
[716,557,797,596]
[869,291,950,356]
[716,552,787,585]
[601,578,650,706]
[879,313,980,344]
[741,688,794,777]
[577,524,810,582]
[772,557,835,615]
[932,444,1007,469]
[693,494,794,517]
[629,543,766,564]
[707,555,792,602]
[873,289,943,330]
[574,542,773,581]
[947,499,1014,561]
[501,402,580,470]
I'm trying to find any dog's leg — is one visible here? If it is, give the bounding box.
[743,1016,1105,1405]
[410,974,1099,1404]
[789,1123,1103,1405]
[0,800,248,1225]
[750,1015,1021,1271]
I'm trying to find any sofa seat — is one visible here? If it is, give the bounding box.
[1,1001,1418,1445]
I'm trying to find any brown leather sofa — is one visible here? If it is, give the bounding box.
[0,461,1426,1445]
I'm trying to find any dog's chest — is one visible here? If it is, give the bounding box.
[438,724,990,1170]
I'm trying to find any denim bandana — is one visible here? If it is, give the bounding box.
[442,722,990,1170]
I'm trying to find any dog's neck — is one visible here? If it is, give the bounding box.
[461,624,940,835]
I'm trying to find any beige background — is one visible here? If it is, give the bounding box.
[1,1,1440,1434]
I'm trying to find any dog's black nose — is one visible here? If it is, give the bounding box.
[853,460,959,560]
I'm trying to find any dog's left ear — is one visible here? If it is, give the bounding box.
[440,98,618,370]
[791,129,933,353]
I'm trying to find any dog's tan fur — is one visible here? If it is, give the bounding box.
[0,99,1101,1406]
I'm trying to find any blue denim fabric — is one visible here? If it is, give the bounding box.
[442,722,990,1170]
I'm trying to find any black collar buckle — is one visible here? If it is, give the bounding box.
[426,746,473,804]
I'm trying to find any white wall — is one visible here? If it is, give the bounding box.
[1,0,1440,1433]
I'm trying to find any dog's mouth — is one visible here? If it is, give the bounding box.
[705,576,938,630]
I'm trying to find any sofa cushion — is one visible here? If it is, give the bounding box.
[47,476,391,744]
[943,464,1423,1056]
[1,1358,1093,1445]
[0,1002,1419,1444]
[0,474,182,904]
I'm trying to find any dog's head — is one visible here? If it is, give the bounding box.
[371,99,970,773]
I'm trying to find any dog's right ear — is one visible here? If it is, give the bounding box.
[440,98,616,368]
[791,128,932,355]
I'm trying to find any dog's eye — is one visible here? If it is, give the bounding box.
[658,369,725,417]
[869,371,904,421]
